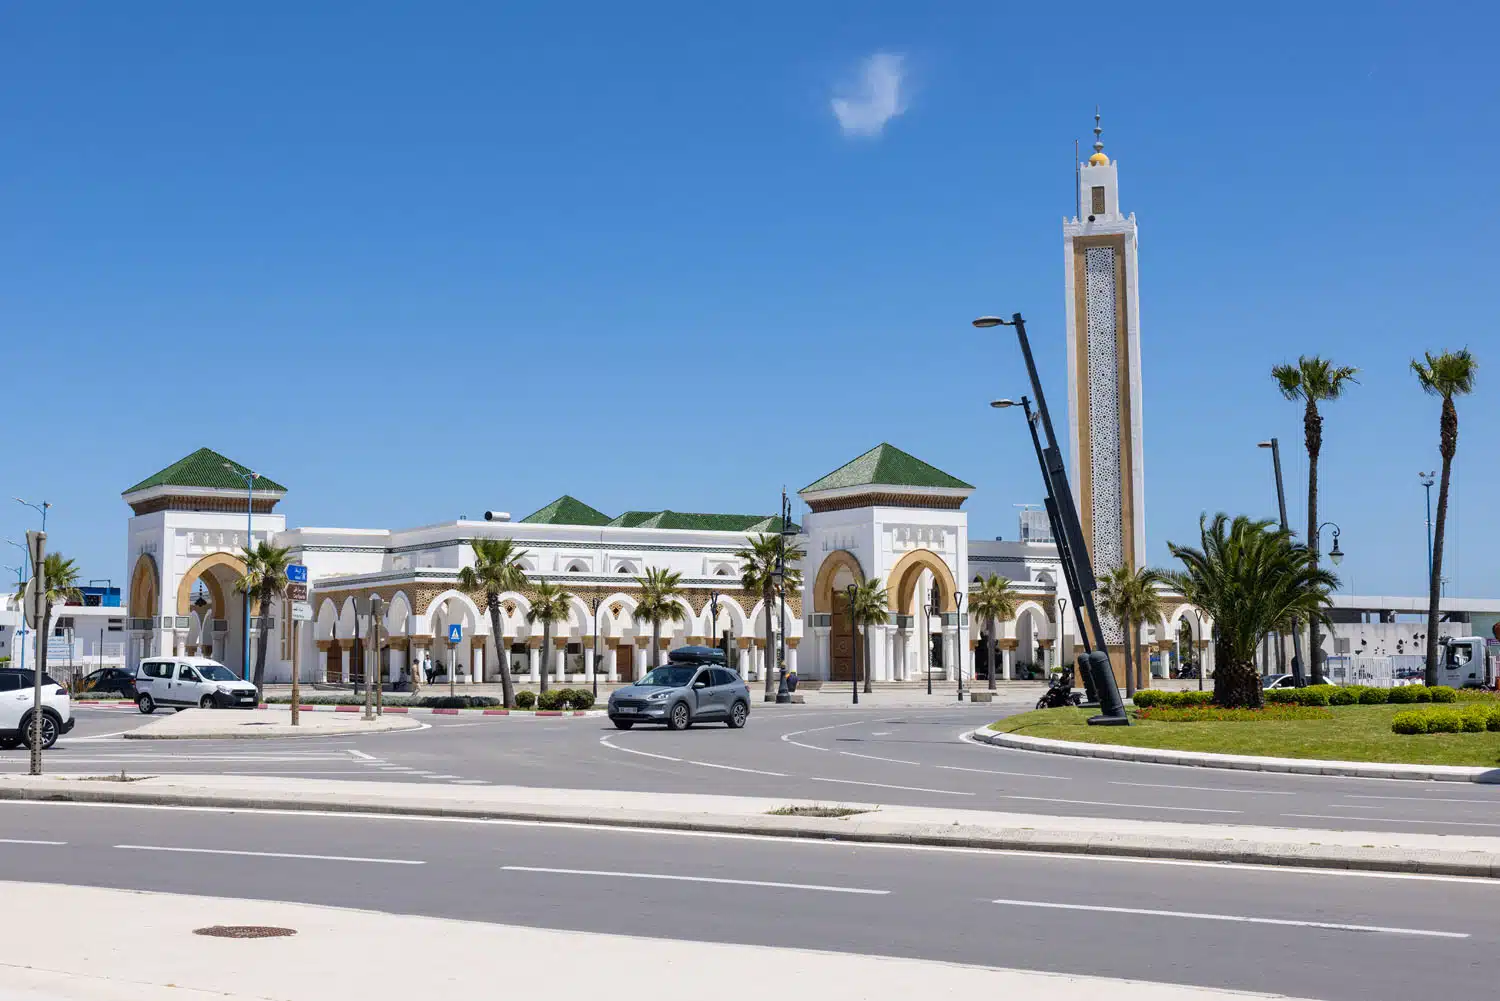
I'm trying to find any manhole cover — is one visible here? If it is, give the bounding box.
[193,925,297,939]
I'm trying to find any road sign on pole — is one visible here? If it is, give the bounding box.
[287,564,308,584]
[22,580,39,630]
[291,601,313,622]
[448,624,463,644]
[286,582,308,602]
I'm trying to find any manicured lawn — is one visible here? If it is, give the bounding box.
[990,704,1500,767]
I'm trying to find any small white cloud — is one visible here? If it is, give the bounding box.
[830,52,907,138]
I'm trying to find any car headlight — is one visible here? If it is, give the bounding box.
[649,690,670,701]
[217,685,233,693]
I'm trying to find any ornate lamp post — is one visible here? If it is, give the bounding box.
[590,595,602,699]
[847,583,859,705]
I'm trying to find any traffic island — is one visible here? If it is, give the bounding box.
[122,707,423,739]
[975,704,1500,781]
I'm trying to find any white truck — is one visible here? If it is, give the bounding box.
[1436,636,1499,689]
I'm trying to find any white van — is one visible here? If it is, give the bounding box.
[135,657,259,713]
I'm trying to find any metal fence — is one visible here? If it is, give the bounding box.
[1323,654,1426,688]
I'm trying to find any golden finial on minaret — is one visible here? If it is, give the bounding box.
[1088,106,1109,166]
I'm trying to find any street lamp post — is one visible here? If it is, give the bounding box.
[14,498,50,534]
[1259,439,1308,685]
[1309,521,1344,684]
[976,313,1127,724]
[1420,471,1436,583]
[954,591,965,702]
[927,589,939,696]
[223,464,259,681]
[847,583,859,705]
[590,596,602,699]
[708,589,721,665]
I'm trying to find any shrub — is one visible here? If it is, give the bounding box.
[1488,707,1500,732]
[1391,711,1429,735]
[1327,686,1359,706]
[1426,710,1463,733]
[1298,686,1331,707]
[513,690,537,709]
[1138,705,1333,722]
[569,689,596,710]
[1412,685,1434,703]
[1264,688,1298,705]
[554,688,577,705]
[1386,685,1418,704]
[1355,687,1387,704]
[1461,709,1489,733]
[1132,690,1166,708]
[536,689,568,711]
[418,695,501,709]
[1131,690,1211,708]
[1430,686,1458,703]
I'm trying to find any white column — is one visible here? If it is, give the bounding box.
[554,645,566,681]
[338,646,349,684]
[608,645,621,682]
[585,645,596,684]
[633,643,647,677]
[787,643,798,677]
[1001,646,1014,681]
[472,643,484,683]
[318,647,329,683]
[527,646,540,682]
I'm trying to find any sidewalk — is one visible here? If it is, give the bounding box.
[122,707,422,740]
[0,881,1317,1001]
[2,772,1496,877]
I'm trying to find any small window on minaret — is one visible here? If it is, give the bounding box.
[1091,186,1106,215]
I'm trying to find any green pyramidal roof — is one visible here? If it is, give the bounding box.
[124,448,286,495]
[519,495,612,527]
[607,511,794,533]
[801,443,972,493]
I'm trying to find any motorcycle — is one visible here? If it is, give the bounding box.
[1035,671,1085,709]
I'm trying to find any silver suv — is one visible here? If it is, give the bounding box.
[608,664,751,731]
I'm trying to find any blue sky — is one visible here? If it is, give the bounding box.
[3,3,1497,598]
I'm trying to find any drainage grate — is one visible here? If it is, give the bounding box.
[193,925,297,939]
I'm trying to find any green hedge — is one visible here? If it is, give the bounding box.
[536,689,569,711]
[1391,710,1428,734]
[1131,690,1213,708]
[1430,686,1458,703]
[569,689,596,710]
[1265,686,1333,707]
[420,695,501,709]
[1391,705,1500,735]
[514,690,537,709]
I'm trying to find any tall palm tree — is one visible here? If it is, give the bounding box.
[735,533,806,699]
[633,566,687,668]
[1167,514,1337,708]
[458,538,530,707]
[526,580,573,694]
[846,577,890,694]
[1272,355,1358,684]
[1412,349,1478,685]
[969,575,1019,690]
[235,542,292,698]
[1098,565,1169,697]
[15,554,83,692]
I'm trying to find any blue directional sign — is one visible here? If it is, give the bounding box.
[448,624,463,643]
[287,564,308,584]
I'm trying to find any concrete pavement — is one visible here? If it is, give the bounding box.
[0,803,1492,1000]
[122,707,422,739]
[3,771,1499,875]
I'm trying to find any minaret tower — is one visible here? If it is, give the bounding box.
[1063,110,1146,648]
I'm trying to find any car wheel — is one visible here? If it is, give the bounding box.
[137,694,156,715]
[665,702,691,731]
[726,700,748,729]
[199,695,215,709]
[21,713,59,751]
[612,719,634,730]
[0,737,18,750]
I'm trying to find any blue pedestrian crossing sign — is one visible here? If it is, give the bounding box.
[448,624,463,643]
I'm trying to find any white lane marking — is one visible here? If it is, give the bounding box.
[598,735,681,764]
[838,750,920,766]
[1345,793,1499,805]
[808,776,975,796]
[62,729,141,742]
[422,774,462,780]
[998,795,1242,815]
[937,765,1071,780]
[1109,781,1296,796]
[780,720,866,753]
[990,897,1468,939]
[502,865,888,895]
[0,838,67,846]
[450,779,488,785]
[113,844,424,865]
[1285,814,1500,829]
[870,731,892,736]
[22,802,1500,886]
[691,760,787,777]
[346,749,377,760]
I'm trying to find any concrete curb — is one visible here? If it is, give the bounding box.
[78,701,605,719]
[968,726,1500,783]
[2,777,1497,879]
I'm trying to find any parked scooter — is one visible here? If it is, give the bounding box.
[1035,670,1085,709]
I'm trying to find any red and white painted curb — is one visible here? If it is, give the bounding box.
[73,700,604,718]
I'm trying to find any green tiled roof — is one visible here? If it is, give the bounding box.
[519,495,612,527]
[801,443,972,493]
[607,510,794,533]
[124,448,286,495]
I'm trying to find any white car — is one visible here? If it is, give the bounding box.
[135,657,259,713]
[0,668,75,750]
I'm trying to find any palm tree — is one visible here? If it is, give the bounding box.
[1098,565,1169,697]
[15,554,83,693]
[1412,349,1478,686]
[458,538,530,707]
[846,577,890,694]
[633,566,687,669]
[969,575,1019,690]
[526,580,573,694]
[735,533,806,699]
[1272,355,1358,684]
[1167,514,1337,708]
[235,542,292,698]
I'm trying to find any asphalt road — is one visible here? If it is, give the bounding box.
[0,799,1492,1001]
[25,703,1500,836]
